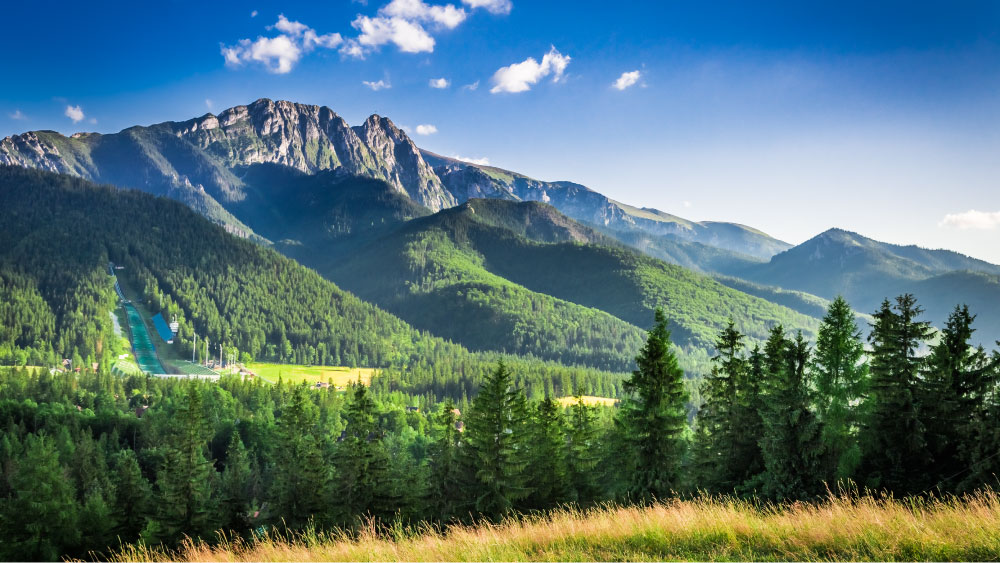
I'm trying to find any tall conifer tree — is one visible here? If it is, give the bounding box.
[810,296,868,482]
[618,308,688,501]
[463,361,530,518]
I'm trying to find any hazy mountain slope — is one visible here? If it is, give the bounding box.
[328,199,819,374]
[732,228,1000,343]
[423,150,791,259]
[221,163,432,264]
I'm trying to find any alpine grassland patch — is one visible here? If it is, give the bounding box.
[109,491,1000,562]
[246,362,376,387]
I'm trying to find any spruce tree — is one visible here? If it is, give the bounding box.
[463,361,530,518]
[1,435,79,561]
[566,394,602,505]
[111,449,152,542]
[333,383,396,526]
[695,319,760,493]
[810,296,868,482]
[271,385,330,529]
[155,383,216,544]
[758,327,825,499]
[524,396,571,509]
[426,399,469,522]
[218,430,253,535]
[921,305,995,489]
[617,308,688,501]
[860,295,933,494]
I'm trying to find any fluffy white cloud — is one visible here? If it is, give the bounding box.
[340,0,504,58]
[613,70,641,90]
[490,46,570,93]
[362,79,392,90]
[64,105,85,123]
[383,0,467,28]
[222,15,342,73]
[348,14,436,55]
[8,109,26,120]
[939,210,1000,230]
[415,124,438,135]
[461,0,512,15]
[429,77,450,88]
[451,154,490,165]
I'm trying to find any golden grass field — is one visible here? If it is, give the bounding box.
[556,395,620,407]
[110,491,1000,562]
[246,362,375,387]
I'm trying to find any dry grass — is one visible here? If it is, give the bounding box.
[109,491,1000,562]
[556,395,620,407]
[246,363,376,387]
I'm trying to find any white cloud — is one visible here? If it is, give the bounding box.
[64,105,85,123]
[8,109,26,120]
[462,80,480,91]
[461,0,512,15]
[340,0,504,58]
[348,14,435,55]
[613,70,641,91]
[251,10,258,17]
[939,210,1000,230]
[451,154,490,165]
[362,79,392,90]
[383,0,467,28]
[222,15,342,73]
[429,77,450,88]
[205,99,214,110]
[490,46,570,94]
[415,124,438,135]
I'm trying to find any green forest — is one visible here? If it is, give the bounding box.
[2,167,1000,560]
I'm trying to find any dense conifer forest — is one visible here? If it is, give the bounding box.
[1,167,999,560]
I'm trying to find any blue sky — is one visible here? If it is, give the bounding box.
[3,0,1000,262]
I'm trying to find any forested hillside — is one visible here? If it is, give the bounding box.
[0,166,624,398]
[330,199,820,373]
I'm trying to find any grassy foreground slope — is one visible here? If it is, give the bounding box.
[114,493,1000,562]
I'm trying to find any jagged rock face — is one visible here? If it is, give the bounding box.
[0,98,454,211]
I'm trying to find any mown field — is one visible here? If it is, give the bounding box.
[246,362,376,387]
[111,492,1000,562]
[556,395,619,407]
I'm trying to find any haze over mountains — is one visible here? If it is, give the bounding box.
[2,98,998,357]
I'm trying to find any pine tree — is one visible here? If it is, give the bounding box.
[566,394,602,505]
[810,296,868,482]
[333,383,396,526]
[758,328,825,499]
[0,435,79,561]
[426,399,468,522]
[463,361,530,518]
[695,319,760,493]
[111,449,152,542]
[271,385,330,529]
[617,308,688,501]
[860,294,933,494]
[524,396,571,509]
[921,305,996,490]
[155,383,217,544]
[218,430,253,535]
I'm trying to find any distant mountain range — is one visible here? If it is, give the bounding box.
[2,98,997,358]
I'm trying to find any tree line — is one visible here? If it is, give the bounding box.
[2,292,999,560]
